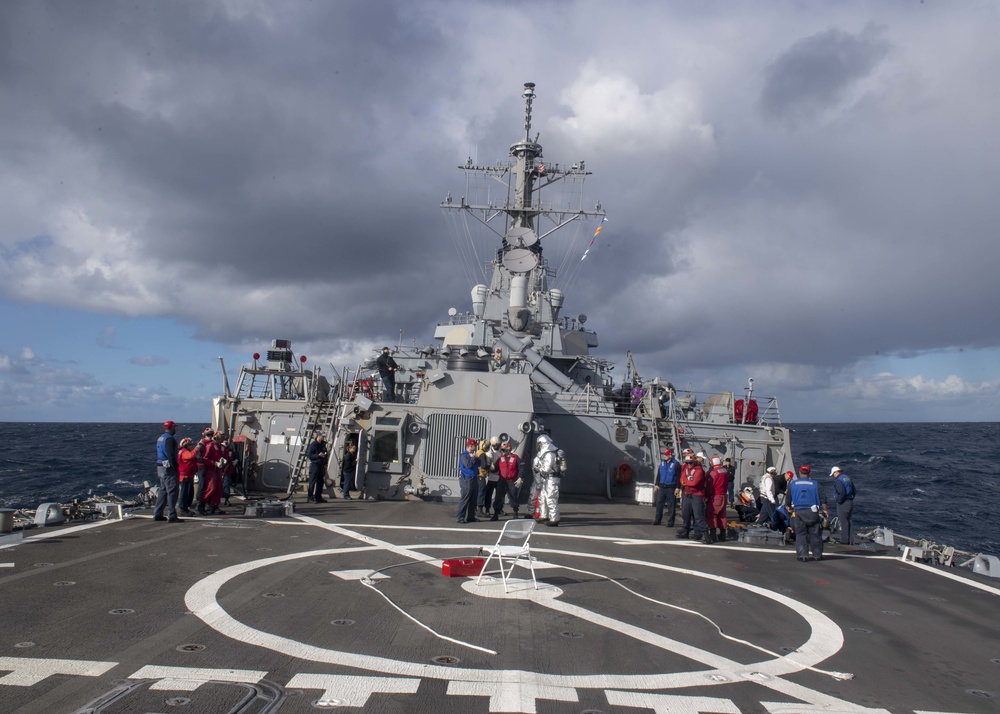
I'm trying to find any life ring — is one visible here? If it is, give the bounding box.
[614,462,633,485]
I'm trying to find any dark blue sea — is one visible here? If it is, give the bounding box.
[1,422,998,554]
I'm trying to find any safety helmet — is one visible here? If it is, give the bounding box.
[695,452,705,460]
[710,456,722,467]
[163,420,176,429]
[799,464,811,474]
[466,438,477,448]
[500,441,511,451]
[662,448,673,457]
[766,467,777,474]
[179,437,192,447]
[536,434,552,447]
[785,470,794,479]
[830,466,842,476]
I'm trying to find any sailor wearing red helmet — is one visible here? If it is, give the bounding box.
[456,438,481,524]
[153,421,182,523]
[652,448,680,527]
[788,465,829,562]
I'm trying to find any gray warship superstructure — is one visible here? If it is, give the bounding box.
[212,83,794,502]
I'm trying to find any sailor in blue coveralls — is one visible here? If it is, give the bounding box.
[788,465,828,561]
[456,438,481,524]
[652,448,680,526]
[830,465,856,545]
[154,420,182,523]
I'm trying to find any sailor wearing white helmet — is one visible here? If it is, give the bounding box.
[830,465,857,545]
[478,436,501,516]
[757,467,778,526]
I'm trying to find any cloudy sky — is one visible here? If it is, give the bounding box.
[2,0,998,423]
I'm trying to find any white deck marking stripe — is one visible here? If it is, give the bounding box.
[899,558,1000,596]
[287,674,420,707]
[129,665,267,691]
[606,691,740,713]
[447,679,578,713]
[0,563,13,568]
[0,518,125,550]
[0,656,116,686]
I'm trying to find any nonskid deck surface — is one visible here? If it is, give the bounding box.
[1,498,997,713]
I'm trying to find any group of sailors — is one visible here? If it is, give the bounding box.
[153,421,237,522]
[304,433,359,503]
[156,418,856,561]
[655,448,858,561]
[456,433,566,527]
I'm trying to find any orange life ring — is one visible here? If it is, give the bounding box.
[615,462,633,485]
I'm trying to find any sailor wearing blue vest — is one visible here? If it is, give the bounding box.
[788,465,828,561]
[830,466,856,545]
[652,448,680,527]
[154,420,183,523]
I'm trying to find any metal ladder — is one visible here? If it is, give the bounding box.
[285,398,340,498]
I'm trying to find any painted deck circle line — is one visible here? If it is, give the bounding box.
[184,532,845,692]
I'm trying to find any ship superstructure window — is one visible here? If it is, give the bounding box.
[369,416,406,472]
[371,430,399,464]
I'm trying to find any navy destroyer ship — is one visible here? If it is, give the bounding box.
[1,84,997,714]
[211,82,793,504]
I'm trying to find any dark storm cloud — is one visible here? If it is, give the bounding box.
[2,0,999,421]
[760,24,890,123]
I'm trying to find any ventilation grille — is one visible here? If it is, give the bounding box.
[422,413,490,479]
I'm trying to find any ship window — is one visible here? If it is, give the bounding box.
[371,430,400,463]
[376,417,402,427]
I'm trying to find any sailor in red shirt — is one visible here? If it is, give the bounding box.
[492,441,522,520]
[705,455,730,542]
[199,431,227,515]
[676,451,708,542]
[177,437,200,516]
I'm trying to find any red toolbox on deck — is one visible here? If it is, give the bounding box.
[441,558,485,577]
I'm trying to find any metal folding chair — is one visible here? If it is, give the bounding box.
[476,519,537,592]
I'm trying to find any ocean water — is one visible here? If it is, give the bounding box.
[1,421,998,554]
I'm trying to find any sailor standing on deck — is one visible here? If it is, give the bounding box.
[789,465,829,561]
[153,421,182,523]
[757,467,779,526]
[830,466,856,545]
[493,441,522,520]
[193,427,213,510]
[533,434,562,527]
[177,438,199,517]
[376,347,399,403]
[652,449,680,527]
[676,451,707,541]
[306,433,329,503]
[341,441,358,499]
[706,455,730,542]
[457,438,481,524]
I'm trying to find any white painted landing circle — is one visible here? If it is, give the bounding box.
[184,523,845,695]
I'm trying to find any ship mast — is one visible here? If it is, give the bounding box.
[508,82,542,234]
